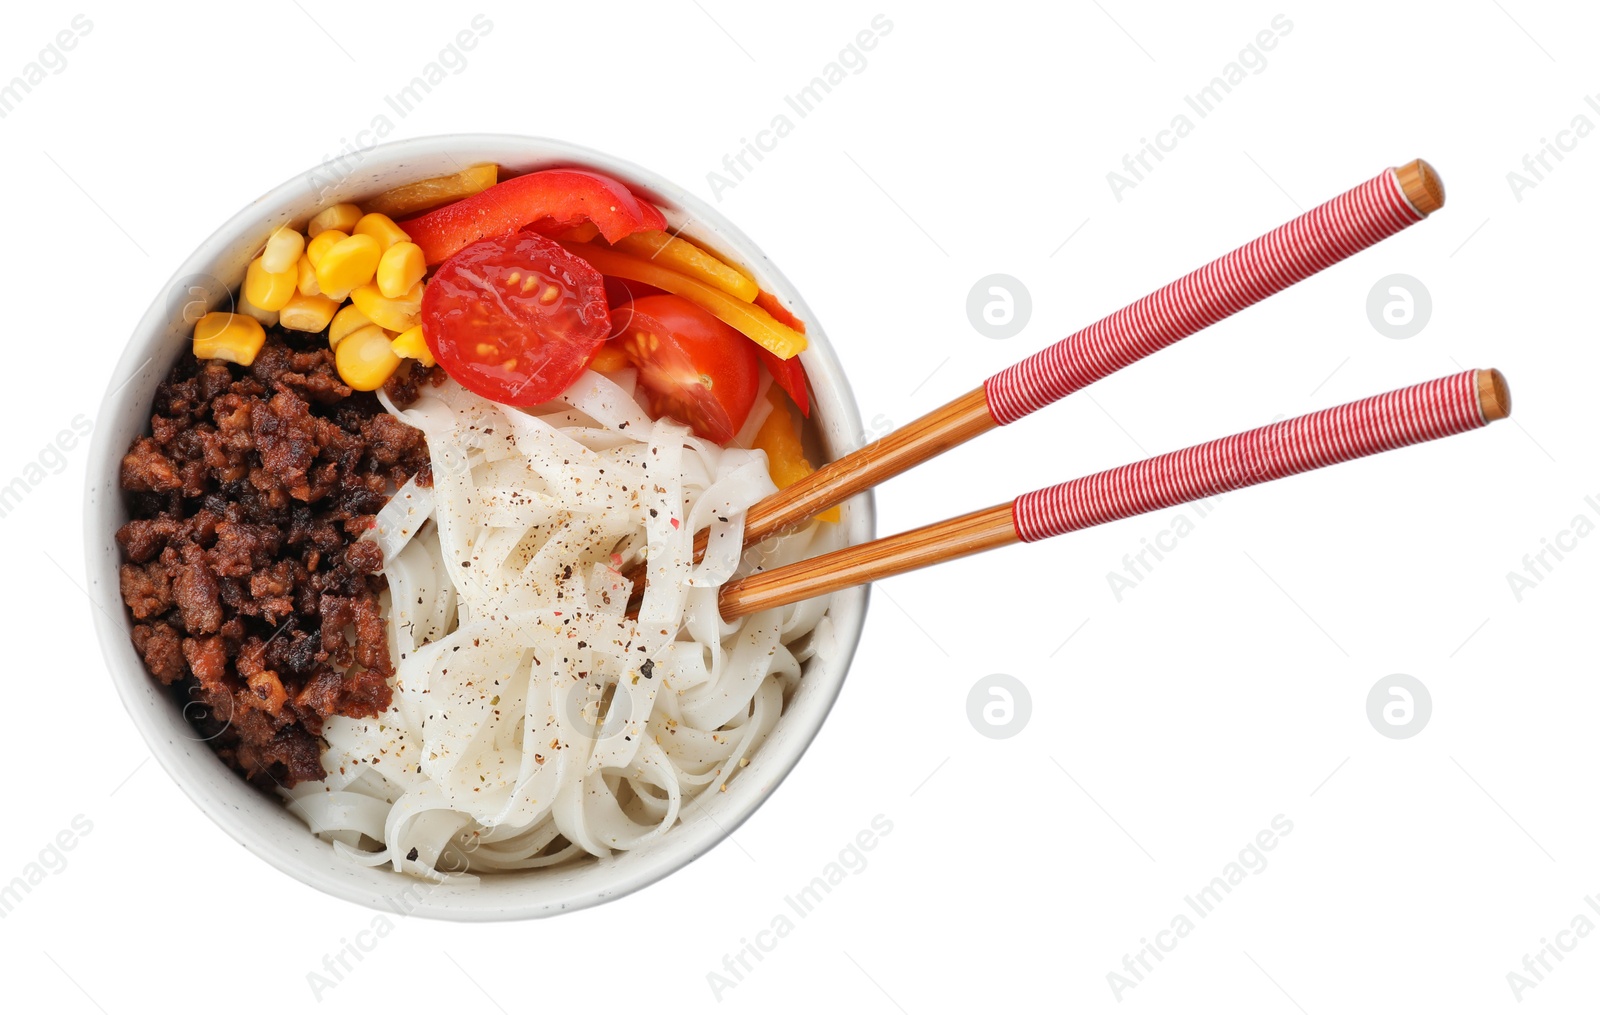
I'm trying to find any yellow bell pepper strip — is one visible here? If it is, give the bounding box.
[612,230,759,302]
[363,164,498,219]
[752,389,839,523]
[560,241,807,360]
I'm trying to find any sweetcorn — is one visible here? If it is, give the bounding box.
[306,229,348,268]
[354,212,409,251]
[335,324,401,390]
[235,292,279,329]
[192,312,266,366]
[315,233,382,295]
[244,257,297,312]
[296,253,321,297]
[279,292,342,333]
[377,242,425,299]
[234,196,435,386]
[390,325,435,367]
[261,225,306,274]
[350,281,423,333]
[308,203,362,237]
[328,304,373,348]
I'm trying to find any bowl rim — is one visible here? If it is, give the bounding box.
[83,133,874,921]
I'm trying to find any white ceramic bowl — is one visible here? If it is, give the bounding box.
[84,134,873,920]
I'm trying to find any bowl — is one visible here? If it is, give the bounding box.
[83,134,874,921]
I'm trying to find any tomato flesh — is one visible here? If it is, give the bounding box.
[399,168,667,265]
[422,232,611,407]
[613,295,759,444]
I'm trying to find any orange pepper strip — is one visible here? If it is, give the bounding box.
[612,230,759,302]
[586,341,631,373]
[560,241,807,360]
[363,164,498,219]
[752,389,839,523]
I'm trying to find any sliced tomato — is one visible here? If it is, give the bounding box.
[421,232,611,406]
[752,291,810,417]
[400,168,667,264]
[613,295,759,444]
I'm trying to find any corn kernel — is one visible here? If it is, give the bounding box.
[261,225,305,274]
[350,281,423,333]
[308,203,362,237]
[335,324,401,391]
[193,312,266,366]
[315,234,382,295]
[306,229,348,269]
[377,242,425,299]
[244,256,297,312]
[296,253,321,296]
[390,325,435,368]
[328,304,373,348]
[279,292,342,333]
[354,212,410,251]
[236,291,279,328]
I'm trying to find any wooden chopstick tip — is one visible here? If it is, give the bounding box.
[1396,159,1445,216]
[1477,368,1511,421]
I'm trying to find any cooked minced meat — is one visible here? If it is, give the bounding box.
[116,330,439,789]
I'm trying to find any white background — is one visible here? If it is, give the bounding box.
[2,1,1596,1011]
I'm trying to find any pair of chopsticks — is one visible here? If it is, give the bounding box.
[631,160,1511,620]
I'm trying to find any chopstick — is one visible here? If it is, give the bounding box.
[715,368,1507,620]
[632,159,1446,601]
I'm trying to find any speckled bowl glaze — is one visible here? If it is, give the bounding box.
[84,134,873,921]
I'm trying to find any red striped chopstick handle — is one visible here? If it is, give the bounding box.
[1011,370,1487,542]
[984,168,1425,426]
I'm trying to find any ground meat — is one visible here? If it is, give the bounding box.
[120,437,183,492]
[174,544,222,634]
[252,391,319,496]
[114,331,431,789]
[117,517,181,563]
[381,359,446,410]
[131,622,186,684]
[120,559,174,619]
[182,634,230,694]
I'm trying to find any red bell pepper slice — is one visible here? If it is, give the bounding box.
[399,168,667,265]
[753,291,810,417]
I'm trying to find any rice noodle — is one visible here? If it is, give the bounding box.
[284,370,840,879]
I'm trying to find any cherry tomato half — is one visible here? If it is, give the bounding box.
[421,232,611,406]
[613,295,759,444]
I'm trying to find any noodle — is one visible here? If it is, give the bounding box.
[282,368,839,880]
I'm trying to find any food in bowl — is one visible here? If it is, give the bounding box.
[111,162,843,883]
